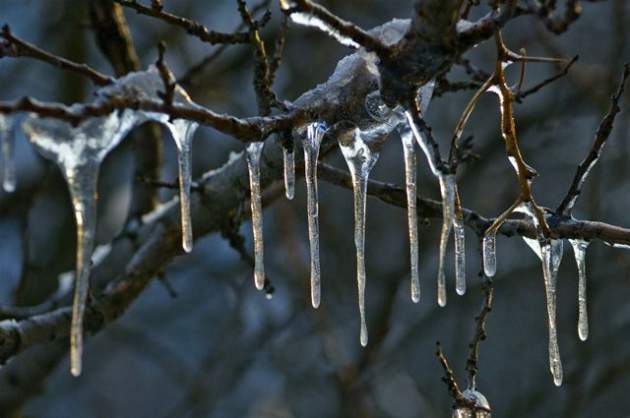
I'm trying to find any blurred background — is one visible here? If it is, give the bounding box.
[1,0,630,417]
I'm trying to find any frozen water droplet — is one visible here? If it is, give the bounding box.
[569,238,589,341]
[398,123,420,302]
[482,232,497,277]
[22,108,138,376]
[245,141,266,291]
[0,114,16,192]
[283,140,295,200]
[302,122,327,308]
[338,125,379,346]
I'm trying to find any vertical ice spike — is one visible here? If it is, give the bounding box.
[569,239,589,341]
[338,126,379,346]
[454,208,466,296]
[166,120,198,253]
[437,174,456,307]
[22,109,138,376]
[399,123,421,302]
[0,114,16,192]
[66,163,99,377]
[245,141,266,291]
[482,232,497,278]
[541,240,564,386]
[302,122,327,308]
[283,140,295,200]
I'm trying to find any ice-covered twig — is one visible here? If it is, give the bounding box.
[515,55,579,102]
[280,0,388,56]
[556,64,630,216]
[466,277,494,391]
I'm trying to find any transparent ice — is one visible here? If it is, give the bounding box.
[245,141,266,291]
[302,122,327,308]
[517,202,564,386]
[0,114,16,192]
[569,238,589,341]
[482,232,497,278]
[338,126,379,346]
[283,140,295,200]
[22,107,138,376]
[99,65,199,253]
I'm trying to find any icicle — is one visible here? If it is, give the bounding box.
[166,120,198,253]
[569,239,589,341]
[516,202,564,385]
[541,240,564,386]
[436,174,456,307]
[22,109,138,376]
[398,123,420,302]
[245,141,266,291]
[0,114,16,192]
[283,143,295,200]
[99,65,199,252]
[338,126,379,346]
[302,122,327,308]
[482,232,497,278]
[454,211,466,296]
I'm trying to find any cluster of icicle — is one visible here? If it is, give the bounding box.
[2,66,200,376]
[0,16,594,389]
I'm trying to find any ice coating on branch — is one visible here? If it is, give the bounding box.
[302,122,327,308]
[0,114,16,192]
[99,65,200,252]
[454,208,466,295]
[22,107,138,376]
[398,123,421,302]
[283,142,295,200]
[338,125,379,346]
[245,142,266,291]
[483,232,497,278]
[452,389,492,418]
[569,238,589,341]
[437,174,456,307]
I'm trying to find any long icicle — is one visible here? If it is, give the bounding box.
[23,109,137,376]
[338,127,379,346]
[437,174,456,307]
[168,120,198,253]
[303,122,327,308]
[454,198,466,296]
[569,239,589,341]
[542,240,564,386]
[246,141,266,290]
[283,141,295,200]
[0,115,16,193]
[67,163,99,377]
[399,124,421,302]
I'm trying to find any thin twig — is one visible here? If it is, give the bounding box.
[114,0,251,45]
[0,25,113,86]
[556,63,630,216]
[515,55,578,102]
